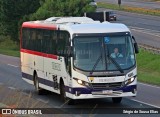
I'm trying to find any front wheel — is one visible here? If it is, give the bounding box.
[112,97,122,103]
[60,81,76,105]
[34,74,44,95]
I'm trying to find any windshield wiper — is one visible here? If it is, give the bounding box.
[106,54,124,73]
[90,54,102,75]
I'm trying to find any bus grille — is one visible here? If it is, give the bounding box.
[91,82,122,90]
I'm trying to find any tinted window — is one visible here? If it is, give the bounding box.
[22,28,70,55]
[57,31,70,55]
[22,28,30,49]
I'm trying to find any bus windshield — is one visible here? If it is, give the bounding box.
[73,34,136,72]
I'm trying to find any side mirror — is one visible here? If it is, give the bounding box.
[132,36,139,54]
[134,43,139,54]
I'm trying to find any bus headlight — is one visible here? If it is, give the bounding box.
[124,77,135,86]
[77,79,83,85]
[73,78,90,87]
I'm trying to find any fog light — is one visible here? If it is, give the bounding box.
[132,88,137,94]
[75,91,81,96]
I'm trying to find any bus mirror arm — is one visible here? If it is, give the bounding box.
[132,36,139,54]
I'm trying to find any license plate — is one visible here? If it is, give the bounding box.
[102,90,113,94]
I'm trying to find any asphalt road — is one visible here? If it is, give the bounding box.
[0,54,160,117]
[97,8,160,48]
[96,0,160,9]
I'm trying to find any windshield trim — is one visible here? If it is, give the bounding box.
[72,32,131,38]
[72,32,136,73]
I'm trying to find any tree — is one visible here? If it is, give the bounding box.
[30,0,96,20]
[0,0,41,41]
[0,0,96,42]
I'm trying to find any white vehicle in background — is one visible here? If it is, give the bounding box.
[90,0,97,7]
[21,17,139,105]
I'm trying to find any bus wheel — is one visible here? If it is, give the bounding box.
[60,81,76,105]
[112,97,122,103]
[34,74,43,95]
[60,81,67,102]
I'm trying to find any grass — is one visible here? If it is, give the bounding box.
[97,2,160,16]
[137,49,160,86]
[0,36,20,57]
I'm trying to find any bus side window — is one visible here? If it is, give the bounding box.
[22,28,26,49]
[57,31,70,55]
[42,30,51,53]
[22,28,30,49]
[30,29,36,50]
[36,29,43,52]
[50,31,57,54]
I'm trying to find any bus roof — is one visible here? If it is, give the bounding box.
[61,23,130,35]
[22,17,130,35]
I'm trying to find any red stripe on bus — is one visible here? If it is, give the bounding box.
[22,22,57,30]
[21,49,58,60]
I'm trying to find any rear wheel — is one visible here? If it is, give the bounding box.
[112,97,122,103]
[34,74,44,95]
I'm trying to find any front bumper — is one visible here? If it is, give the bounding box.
[66,85,137,99]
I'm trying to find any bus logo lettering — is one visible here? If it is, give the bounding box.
[52,62,61,71]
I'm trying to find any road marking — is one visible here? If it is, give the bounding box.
[131,29,160,38]
[37,98,49,104]
[132,29,160,38]
[130,26,160,33]
[131,99,160,108]
[130,26,160,38]
[138,82,160,89]
[8,87,16,90]
[22,92,30,96]
[7,64,19,68]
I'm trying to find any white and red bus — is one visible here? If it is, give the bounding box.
[21,17,138,104]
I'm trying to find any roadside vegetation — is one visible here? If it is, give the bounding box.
[0,0,95,43]
[0,36,20,57]
[97,2,160,16]
[151,0,160,1]
[137,49,160,86]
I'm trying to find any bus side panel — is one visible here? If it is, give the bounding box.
[43,57,60,93]
[34,55,45,88]
[22,52,35,84]
[42,57,70,94]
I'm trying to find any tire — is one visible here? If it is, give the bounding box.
[112,97,122,103]
[60,81,67,101]
[60,81,76,105]
[34,74,43,95]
